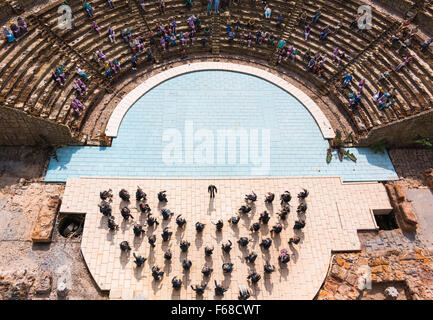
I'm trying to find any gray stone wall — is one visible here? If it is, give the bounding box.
[358,109,433,147]
[0,106,76,146]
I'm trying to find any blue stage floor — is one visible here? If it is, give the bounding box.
[45,71,398,182]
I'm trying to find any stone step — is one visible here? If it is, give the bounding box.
[5,0,24,14]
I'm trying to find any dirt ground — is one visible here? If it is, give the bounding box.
[359,281,412,300]
[0,147,106,300]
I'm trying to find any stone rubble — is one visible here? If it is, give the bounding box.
[34,270,52,295]
[56,265,72,299]
[31,195,61,243]
[424,169,433,189]
[0,269,35,300]
[385,287,399,299]
[317,249,433,300]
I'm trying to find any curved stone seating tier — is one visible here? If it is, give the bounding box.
[144,2,214,60]
[339,53,413,130]
[377,45,432,112]
[138,0,194,18]
[39,0,121,41]
[255,0,389,83]
[0,21,104,134]
[0,28,43,105]
[143,0,208,27]
[217,5,296,77]
[330,34,433,134]
[300,0,390,59]
[37,0,150,77]
[426,2,433,16]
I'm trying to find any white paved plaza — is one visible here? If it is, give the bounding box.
[60,177,392,300]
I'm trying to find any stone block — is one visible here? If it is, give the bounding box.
[56,265,71,299]
[317,290,329,300]
[394,270,405,281]
[35,270,52,295]
[371,265,384,274]
[0,269,35,300]
[337,283,353,297]
[398,202,418,231]
[335,257,345,267]
[385,287,399,299]
[331,264,348,281]
[31,195,61,243]
[345,272,359,287]
[394,185,406,202]
[399,252,416,260]
[385,183,398,209]
[369,257,389,266]
[424,169,433,189]
[324,278,340,294]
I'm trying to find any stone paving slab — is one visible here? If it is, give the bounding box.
[60,177,392,300]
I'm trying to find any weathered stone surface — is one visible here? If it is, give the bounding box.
[371,265,384,274]
[345,272,358,287]
[336,257,345,267]
[323,277,340,295]
[424,169,433,189]
[369,257,389,266]
[35,270,52,295]
[385,287,399,299]
[317,249,433,300]
[398,202,418,230]
[385,183,398,205]
[0,269,35,300]
[394,185,406,202]
[399,252,416,260]
[317,290,329,299]
[394,270,405,281]
[56,265,71,299]
[0,106,77,146]
[337,283,353,297]
[384,183,418,232]
[31,195,61,243]
[331,264,347,281]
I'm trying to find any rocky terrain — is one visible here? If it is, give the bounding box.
[0,180,106,300]
[317,249,433,300]
[0,147,105,300]
[317,147,433,300]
